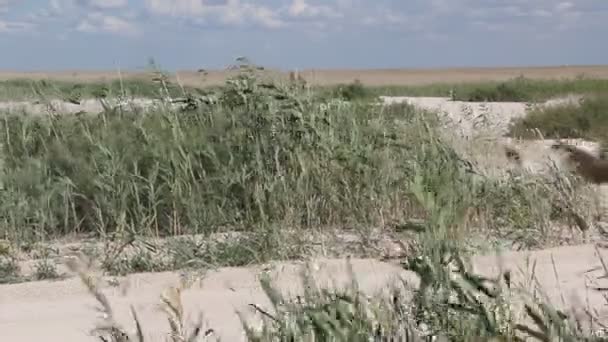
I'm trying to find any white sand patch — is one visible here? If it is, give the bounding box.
[380,96,564,137]
[0,98,172,115]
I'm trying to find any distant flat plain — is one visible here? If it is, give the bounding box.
[1,65,608,87]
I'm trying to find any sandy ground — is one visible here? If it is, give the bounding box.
[1,65,608,86]
[0,97,164,115]
[0,258,412,341]
[3,246,608,341]
[2,86,608,340]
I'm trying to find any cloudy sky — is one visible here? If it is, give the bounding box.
[0,0,607,71]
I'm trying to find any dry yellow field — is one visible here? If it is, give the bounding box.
[1,65,608,86]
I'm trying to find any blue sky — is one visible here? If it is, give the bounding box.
[0,0,607,71]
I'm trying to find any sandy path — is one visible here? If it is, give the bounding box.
[2,245,608,341]
[1,259,413,341]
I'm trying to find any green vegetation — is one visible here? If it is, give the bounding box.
[0,60,204,102]
[69,160,607,340]
[3,72,608,104]
[0,61,594,283]
[0,64,575,239]
[366,76,608,102]
[0,75,420,242]
[508,93,608,145]
[0,253,20,284]
[317,79,378,102]
[0,78,203,102]
[1,61,606,340]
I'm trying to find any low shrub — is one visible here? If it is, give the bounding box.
[508,93,608,143]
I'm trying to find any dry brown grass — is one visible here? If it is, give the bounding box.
[2,65,608,87]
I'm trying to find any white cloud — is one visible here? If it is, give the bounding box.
[28,0,137,35]
[531,9,552,18]
[144,0,205,17]
[0,20,33,33]
[8,0,606,40]
[144,0,284,29]
[426,0,587,17]
[429,0,604,33]
[48,0,127,13]
[339,0,607,39]
[249,6,284,28]
[334,0,352,8]
[555,2,574,12]
[288,0,341,19]
[218,1,285,28]
[85,0,128,9]
[49,0,76,12]
[76,12,139,36]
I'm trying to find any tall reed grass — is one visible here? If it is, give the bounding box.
[0,61,593,275]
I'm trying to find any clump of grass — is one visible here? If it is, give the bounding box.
[330,79,374,101]
[0,253,21,284]
[387,154,600,340]
[0,78,197,102]
[401,242,604,341]
[239,261,423,341]
[465,81,528,102]
[0,60,200,102]
[396,113,582,249]
[238,243,608,341]
[0,58,595,275]
[0,61,432,243]
[367,76,608,103]
[99,227,313,276]
[508,93,608,144]
[473,169,592,249]
[160,286,214,342]
[33,258,61,280]
[454,76,585,103]
[102,245,170,276]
